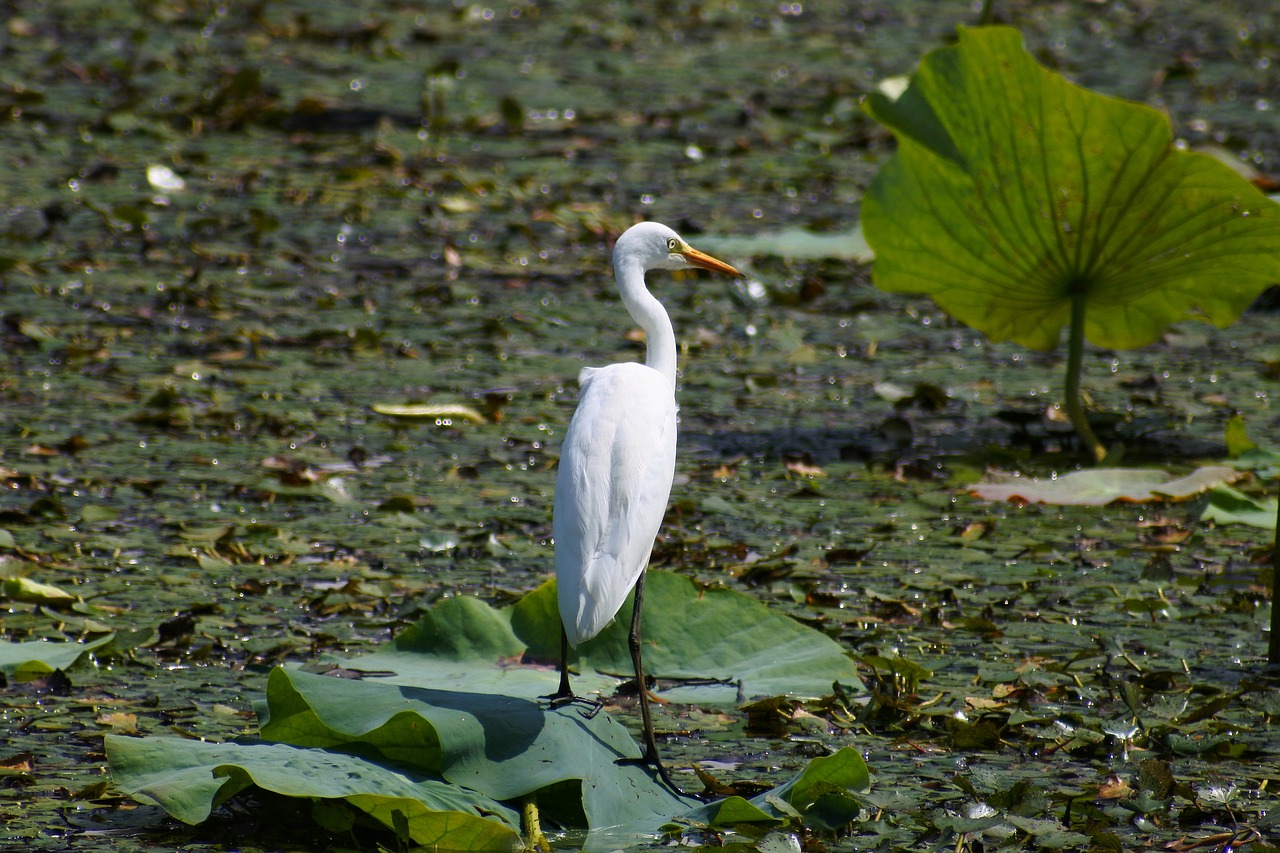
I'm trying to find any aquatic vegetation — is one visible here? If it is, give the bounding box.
[108,593,870,850]
[2,3,1277,851]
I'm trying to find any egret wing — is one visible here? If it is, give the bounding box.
[553,363,677,647]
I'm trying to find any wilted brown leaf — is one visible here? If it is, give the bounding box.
[1097,774,1133,799]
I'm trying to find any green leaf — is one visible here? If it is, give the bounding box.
[1229,446,1280,479]
[863,26,1280,352]
[0,636,115,680]
[511,571,864,702]
[1224,414,1258,458]
[104,736,523,851]
[768,747,870,830]
[396,594,529,661]
[345,571,862,703]
[310,799,357,833]
[684,795,782,827]
[338,592,617,699]
[256,667,695,842]
[683,747,869,831]
[775,747,871,806]
[111,665,874,847]
[1201,486,1278,530]
[1004,815,1090,848]
[80,505,121,524]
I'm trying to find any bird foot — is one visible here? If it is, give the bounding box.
[542,690,602,718]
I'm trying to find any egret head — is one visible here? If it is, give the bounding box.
[613,221,742,276]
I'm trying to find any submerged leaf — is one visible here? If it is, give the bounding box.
[864,26,1280,351]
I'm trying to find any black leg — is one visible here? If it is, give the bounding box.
[546,624,600,715]
[627,570,680,792]
[552,625,572,700]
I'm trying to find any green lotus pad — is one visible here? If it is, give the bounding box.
[341,570,864,703]
[108,666,870,850]
[864,25,1280,353]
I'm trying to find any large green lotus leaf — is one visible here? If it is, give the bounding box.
[863,26,1280,351]
[509,571,864,703]
[336,593,617,699]
[0,635,115,680]
[104,735,523,851]
[257,667,697,831]
[341,571,862,703]
[109,669,874,848]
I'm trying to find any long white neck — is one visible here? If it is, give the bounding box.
[615,256,677,388]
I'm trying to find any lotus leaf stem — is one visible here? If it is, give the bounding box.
[1064,285,1106,463]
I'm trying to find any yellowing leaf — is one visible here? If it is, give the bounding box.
[96,712,139,733]
[970,466,1243,506]
[2,576,78,605]
[371,403,486,424]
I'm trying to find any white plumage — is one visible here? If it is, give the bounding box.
[548,221,740,788]
[554,361,676,645]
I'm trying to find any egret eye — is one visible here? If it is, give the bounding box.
[667,238,678,251]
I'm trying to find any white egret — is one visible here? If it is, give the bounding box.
[550,221,741,788]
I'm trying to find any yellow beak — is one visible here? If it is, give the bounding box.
[681,245,742,277]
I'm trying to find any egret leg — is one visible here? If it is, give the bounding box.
[626,570,680,792]
[550,626,573,701]
[546,625,601,715]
